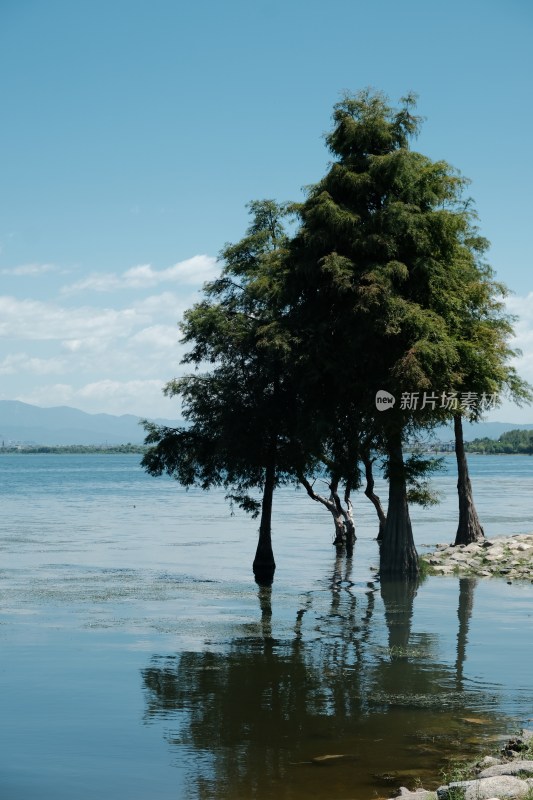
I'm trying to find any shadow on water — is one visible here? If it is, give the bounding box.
[141,556,513,800]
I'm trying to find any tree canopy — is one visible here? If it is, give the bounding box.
[142,200,311,583]
[143,88,530,580]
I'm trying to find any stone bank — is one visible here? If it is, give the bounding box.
[419,534,533,583]
[387,730,533,800]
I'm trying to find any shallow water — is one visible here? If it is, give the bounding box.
[0,454,532,799]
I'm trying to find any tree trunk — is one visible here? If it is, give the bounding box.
[329,478,348,547]
[362,454,386,542]
[298,474,347,546]
[340,482,356,542]
[332,514,347,547]
[253,454,276,586]
[379,430,419,578]
[343,484,356,557]
[453,414,484,545]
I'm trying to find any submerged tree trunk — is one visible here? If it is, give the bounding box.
[362,453,386,542]
[343,483,356,557]
[453,414,484,545]
[380,430,419,578]
[299,474,348,547]
[329,478,348,547]
[253,453,277,585]
[339,482,356,542]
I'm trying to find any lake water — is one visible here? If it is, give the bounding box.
[0,454,532,800]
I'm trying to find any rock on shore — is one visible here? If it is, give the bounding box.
[386,730,533,800]
[420,534,533,583]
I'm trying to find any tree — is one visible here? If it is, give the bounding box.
[144,89,531,580]
[278,88,530,573]
[142,200,302,585]
[295,398,365,549]
[464,429,533,454]
[282,90,468,577]
[444,253,532,544]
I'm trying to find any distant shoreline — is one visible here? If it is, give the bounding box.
[1,446,533,456]
[0,444,147,454]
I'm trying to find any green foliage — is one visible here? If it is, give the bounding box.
[286,91,471,431]
[143,88,531,569]
[142,201,308,517]
[283,89,530,515]
[406,480,442,507]
[417,556,433,582]
[465,428,533,454]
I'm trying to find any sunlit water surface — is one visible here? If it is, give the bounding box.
[0,454,532,800]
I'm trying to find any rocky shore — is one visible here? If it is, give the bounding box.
[419,534,533,583]
[388,730,533,800]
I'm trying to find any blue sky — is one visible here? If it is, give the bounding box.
[0,0,532,421]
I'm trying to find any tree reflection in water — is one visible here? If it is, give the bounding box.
[456,577,477,690]
[142,558,508,800]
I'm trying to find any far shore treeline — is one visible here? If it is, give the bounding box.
[0,444,146,454]
[464,429,533,455]
[2,430,533,455]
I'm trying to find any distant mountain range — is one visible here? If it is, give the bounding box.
[0,400,532,446]
[0,400,181,446]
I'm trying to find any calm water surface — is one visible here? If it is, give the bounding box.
[0,454,532,800]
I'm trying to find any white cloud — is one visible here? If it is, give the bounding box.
[1,263,58,276]
[62,254,218,294]
[505,292,533,318]
[77,378,165,400]
[17,379,179,418]
[16,384,75,407]
[134,291,190,316]
[0,295,144,341]
[130,324,181,349]
[4,260,528,422]
[61,337,108,353]
[505,293,533,383]
[0,353,67,375]
[124,255,218,287]
[480,294,533,423]
[0,286,195,415]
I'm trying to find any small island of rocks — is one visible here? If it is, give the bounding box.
[420,534,533,583]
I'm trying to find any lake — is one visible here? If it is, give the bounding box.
[0,453,532,800]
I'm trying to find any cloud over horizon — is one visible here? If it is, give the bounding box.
[62,254,219,294]
[0,254,217,416]
[1,263,60,276]
[1,263,532,420]
[506,292,533,389]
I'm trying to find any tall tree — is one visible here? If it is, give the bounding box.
[445,252,531,544]
[144,89,531,581]
[281,88,530,572]
[142,200,301,585]
[282,90,466,577]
